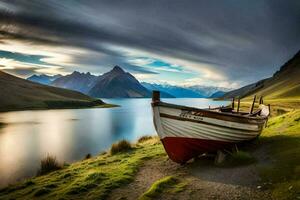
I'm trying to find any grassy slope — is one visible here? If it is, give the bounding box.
[0,71,107,111]
[259,110,300,200]
[251,51,300,100]
[222,50,300,100]
[0,139,165,200]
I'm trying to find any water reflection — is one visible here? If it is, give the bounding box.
[0,98,228,187]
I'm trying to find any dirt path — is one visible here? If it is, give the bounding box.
[108,145,272,200]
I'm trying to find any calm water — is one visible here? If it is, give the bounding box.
[0,98,228,187]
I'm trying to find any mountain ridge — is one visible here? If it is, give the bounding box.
[27,74,62,85]
[27,66,230,98]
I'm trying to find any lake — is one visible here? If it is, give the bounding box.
[0,98,228,187]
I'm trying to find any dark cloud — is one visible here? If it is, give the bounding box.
[0,0,299,85]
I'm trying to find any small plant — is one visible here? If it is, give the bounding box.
[38,154,62,175]
[110,140,132,155]
[138,135,153,143]
[85,153,92,159]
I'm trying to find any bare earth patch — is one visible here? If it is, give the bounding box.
[108,145,272,200]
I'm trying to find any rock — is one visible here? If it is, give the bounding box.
[214,151,226,165]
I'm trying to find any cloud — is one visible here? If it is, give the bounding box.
[0,0,299,86]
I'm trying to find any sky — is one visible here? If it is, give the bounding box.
[0,0,299,88]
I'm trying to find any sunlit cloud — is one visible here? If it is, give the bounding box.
[0,57,64,77]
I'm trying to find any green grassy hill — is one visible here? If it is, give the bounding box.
[223,50,300,100]
[0,70,105,111]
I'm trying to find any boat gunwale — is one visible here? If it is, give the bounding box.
[152,101,268,121]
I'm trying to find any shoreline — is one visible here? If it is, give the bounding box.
[0,103,119,113]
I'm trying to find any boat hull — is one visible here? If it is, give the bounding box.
[152,102,267,163]
[161,137,231,163]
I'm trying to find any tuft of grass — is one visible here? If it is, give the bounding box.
[0,122,6,128]
[171,181,188,193]
[139,176,179,200]
[38,155,62,175]
[138,136,153,143]
[110,140,132,155]
[34,187,51,196]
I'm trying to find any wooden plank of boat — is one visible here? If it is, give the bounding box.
[151,91,270,164]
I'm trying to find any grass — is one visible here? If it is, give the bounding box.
[139,176,185,200]
[258,109,300,200]
[0,139,165,200]
[138,135,153,143]
[38,155,62,176]
[110,140,132,155]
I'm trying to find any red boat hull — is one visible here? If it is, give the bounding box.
[161,137,232,163]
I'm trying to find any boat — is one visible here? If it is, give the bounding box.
[151,91,270,164]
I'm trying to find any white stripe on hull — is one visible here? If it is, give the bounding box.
[161,118,260,142]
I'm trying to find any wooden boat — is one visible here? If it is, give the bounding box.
[151,91,270,164]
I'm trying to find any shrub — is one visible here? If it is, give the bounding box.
[138,136,153,143]
[85,153,92,159]
[110,140,132,155]
[38,154,62,175]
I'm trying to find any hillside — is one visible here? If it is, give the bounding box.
[88,66,151,98]
[0,71,105,112]
[222,50,300,99]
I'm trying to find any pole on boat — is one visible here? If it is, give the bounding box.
[152,90,161,102]
[259,96,263,104]
[237,98,240,113]
[249,95,256,114]
[231,97,235,110]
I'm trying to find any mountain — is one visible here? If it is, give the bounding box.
[88,66,151,98]
[0,70,104,112]
[139,83,174,98]
[27,74,62,85]
[209,91,226,98]
[142,82,203,98]
[52,71,97,94]
[222,50,300,99]
[187,85,232,97]
[141,83,230,98]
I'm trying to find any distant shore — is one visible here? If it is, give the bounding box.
[0,100,119,113]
